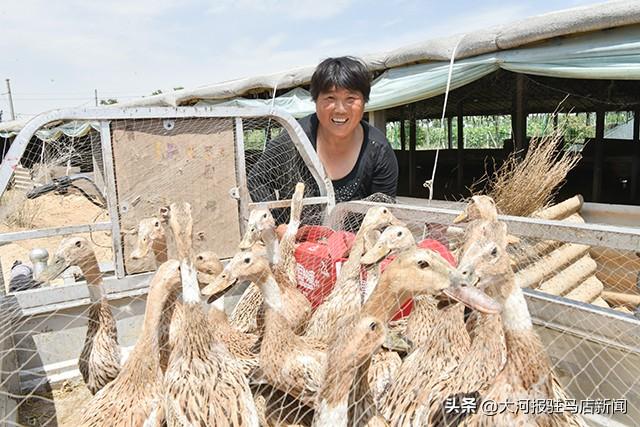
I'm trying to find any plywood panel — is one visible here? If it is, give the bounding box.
[110,118,240,274]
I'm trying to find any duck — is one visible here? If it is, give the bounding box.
[453,219,587,427]
[304,206,403,344]
[453,195,498,224]
[40,237,121,395]
[130,216,168,265]
[163,201,259,426]
[312,315,386,427]
[230,182,308,334]
[204,251,325,408]
[77,260,181,426]
[425,220,509,427]
[375,236,503,426]
[356,248,501,427]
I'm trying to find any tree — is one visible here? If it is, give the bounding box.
[100,99,118,105]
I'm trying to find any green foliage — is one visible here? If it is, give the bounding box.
[99,98,118,105]
[150,89,163,96]
[386,111,634,151]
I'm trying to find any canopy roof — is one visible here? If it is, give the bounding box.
[2,0,640,139]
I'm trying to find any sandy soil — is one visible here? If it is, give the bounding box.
[0,191,113,291]
[16,380,91,426]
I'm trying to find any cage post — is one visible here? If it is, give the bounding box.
[234,118,249,235]
[99,121,126,278]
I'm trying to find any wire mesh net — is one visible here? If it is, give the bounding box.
[0,111,638,426]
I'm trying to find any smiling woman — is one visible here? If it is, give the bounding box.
[247,56,399,212]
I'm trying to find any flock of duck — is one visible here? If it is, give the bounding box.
[40,185,589,426]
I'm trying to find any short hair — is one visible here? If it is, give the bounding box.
[310,56,371,102]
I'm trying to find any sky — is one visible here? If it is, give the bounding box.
[0,0,608,121]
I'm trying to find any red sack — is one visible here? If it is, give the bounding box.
[294,226,355,308]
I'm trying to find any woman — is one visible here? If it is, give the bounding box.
[248,56,398,222]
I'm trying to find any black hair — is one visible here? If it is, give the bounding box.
[310,56,371,102]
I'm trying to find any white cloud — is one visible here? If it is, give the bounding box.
[206,0,356,20]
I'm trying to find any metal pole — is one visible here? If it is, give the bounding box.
[5,79,15,120]
[94,89,98,107]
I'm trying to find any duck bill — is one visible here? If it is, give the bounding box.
[130,243,150,260]
[38,255,70,282]
[453,211,468,224]
[361,243,391,266]
[202,274,238,304]
[442,284,501,314]
[239,228,259,250]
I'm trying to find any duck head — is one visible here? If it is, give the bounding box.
[202,251,271,303]
[452,220,515,302]
[453,195,498,224]
[39,236,96,282]
[361,225,415,266]
[239,209,276,250]
[130,217,165,260]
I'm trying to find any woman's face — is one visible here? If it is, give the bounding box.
[315,86,365,140]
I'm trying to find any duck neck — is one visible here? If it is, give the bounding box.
[262,228,280,266]
[501,281,533,332]
[152,236,168,264]
[255,272,282,312]
[180,259,201,305]
[362,274,408,323]
[82,253,104,302]
[130,272,176,366]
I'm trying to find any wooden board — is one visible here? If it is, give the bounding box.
[110,118,240,274]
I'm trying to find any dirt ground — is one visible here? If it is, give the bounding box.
[16,380,91,426]
[0,190,113,291]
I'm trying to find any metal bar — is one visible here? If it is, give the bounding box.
[0,222,112,244]
[99,121,126,279]
[0,106,336,200]
[234,118,249,234]
[333,200,640,251]
[249,196,328,210]
[400,118,406,151]
[268,114,335,217]
[525,288,640,354]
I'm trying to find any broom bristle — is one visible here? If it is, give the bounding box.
[471,129,581,217]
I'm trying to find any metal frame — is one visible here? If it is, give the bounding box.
[0,106,336,283]
[331,200,640,353]
[99,121,126,278]
[332,200,640,251]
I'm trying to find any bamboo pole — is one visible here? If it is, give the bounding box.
[564,276,604,303]
[538,256,597,295]
[516,243,589,288]
[591,297,610,308]
[601,290,640,307]
[533,195,584,220]
[511,213,584,271]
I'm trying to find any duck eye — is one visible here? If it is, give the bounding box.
[382,208,388,214]
[369,322,378,331]
[75,241,82,248]
[154,221,160,227]
[197,255,203,261]
[243,257,251,264]
[417,260,429,269]
[397,231,403,237]
[262,213,268,219]
[491,247,498,256]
